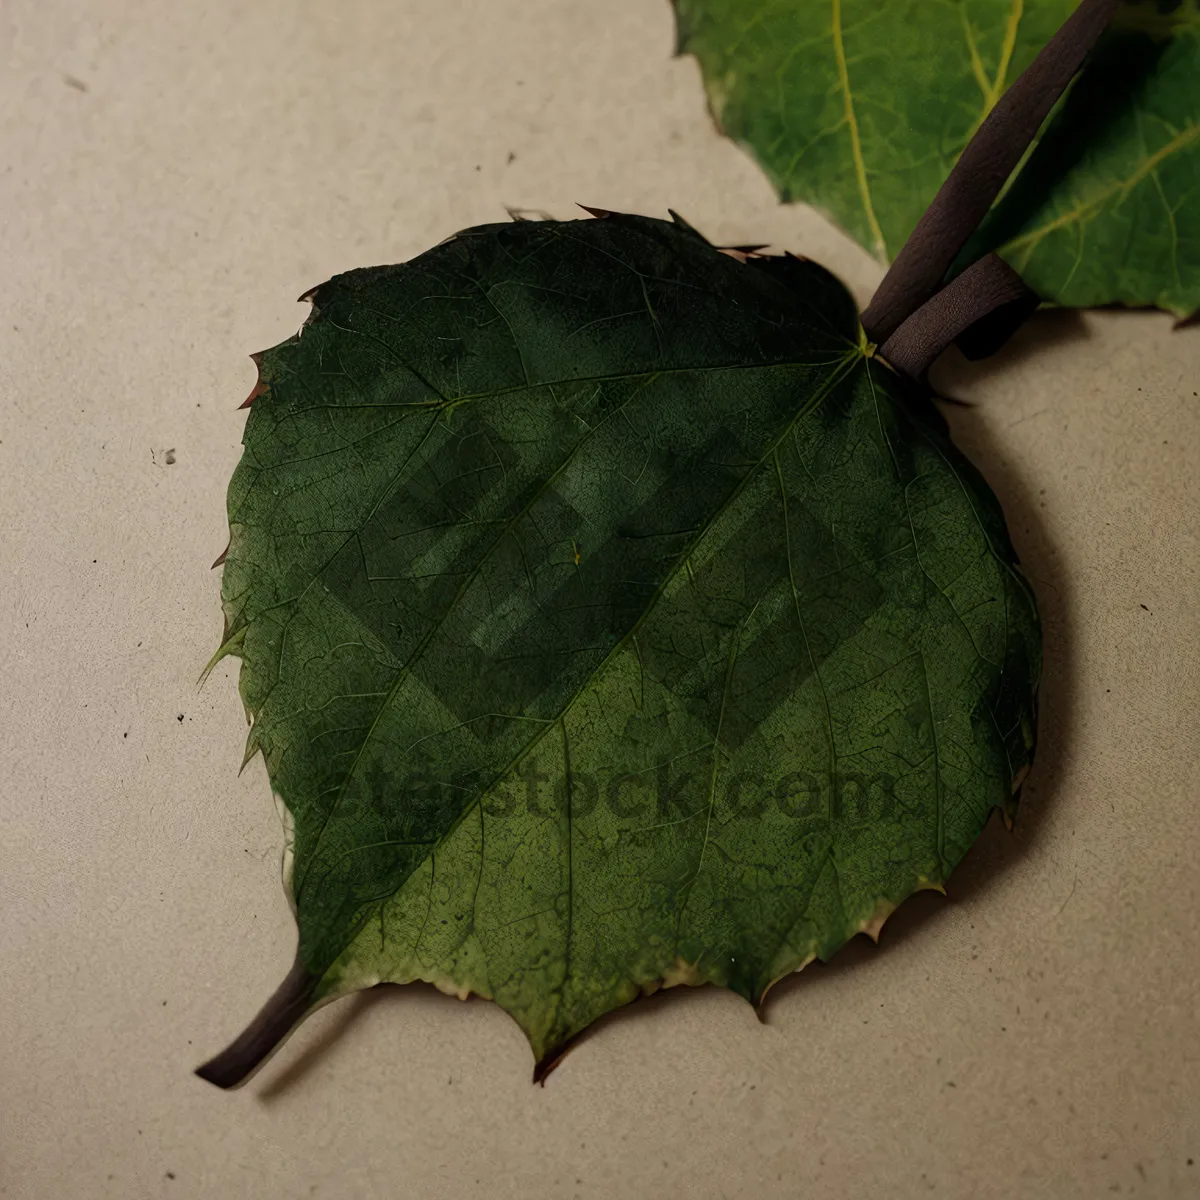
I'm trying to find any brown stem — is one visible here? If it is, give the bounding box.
[878,253,1038,378]
[861,0,1120,346]
[195,953,320,1089]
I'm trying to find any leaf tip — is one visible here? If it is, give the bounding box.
[198,625,245,688]
[755,951,817,1012]
[239,353,266,410]
[667,209,711,244]
[858,898,898,944]
[239,727,260,772]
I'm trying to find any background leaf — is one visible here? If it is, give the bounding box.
[674,0,1200,315]
[218,214,1040,1070]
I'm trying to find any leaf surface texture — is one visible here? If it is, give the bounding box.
[675,0,1200,315]
[219,215,1040,1067]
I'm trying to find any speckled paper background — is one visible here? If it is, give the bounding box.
[2,2,1198,1196]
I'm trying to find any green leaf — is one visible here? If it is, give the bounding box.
[214,214,1039,1076]
[674,0,1200,316]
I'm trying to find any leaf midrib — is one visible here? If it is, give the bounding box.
[830,0,886,259]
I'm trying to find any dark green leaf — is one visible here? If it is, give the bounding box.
[674,0,1200,315]
[211,214,1039,1075]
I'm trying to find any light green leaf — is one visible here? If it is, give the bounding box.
[674,0,1200,315]
[214,214,1039,1076]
